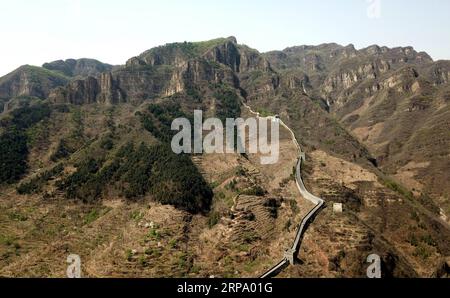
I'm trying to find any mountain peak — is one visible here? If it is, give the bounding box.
[42,58,113,78]
[226,36,238,44]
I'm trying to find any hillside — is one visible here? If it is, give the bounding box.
[0,37,449,277]
[0,65,69,111]
[264,44,450,221]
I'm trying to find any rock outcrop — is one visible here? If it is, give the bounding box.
[43,58,114,78]
[49,37,270,104]
[0,65,69,101]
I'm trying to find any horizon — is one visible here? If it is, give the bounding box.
[1,0,450,76]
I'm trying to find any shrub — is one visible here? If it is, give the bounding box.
[0,103,52,184]
[50,139,72,161]
[207,211,221,228]
[140,102,193,143]
[0,130,28,184]
[100,138,114,150]
[8,103,51,130]
[17,163,63,194]
[383,178,414,200]
[413,244,432,260]
[242,185,266,196]
[57,142,213,213]
[214,86,241,120]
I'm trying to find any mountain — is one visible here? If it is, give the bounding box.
[263,44,450,220]
[0,65,69,111]
[42,58,114,78]
[0,37,449,278]
[0,58,114,113]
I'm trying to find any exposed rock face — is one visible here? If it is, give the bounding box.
[0,65,69,101]
[43,58,114,78]
[50,37,264,104]
[204,39,241,72]
[50,72,126,105]
[0,58,113,108]
[50,61,237,105]
[424,60,450,85]
[50,76,100,105]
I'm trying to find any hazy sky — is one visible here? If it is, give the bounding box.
[1,0,449,76]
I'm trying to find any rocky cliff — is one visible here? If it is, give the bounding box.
[48,37,274,105]
[0,65,69,101]
[42,58,114,78]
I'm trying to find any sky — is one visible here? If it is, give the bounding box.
[1,0,450,76]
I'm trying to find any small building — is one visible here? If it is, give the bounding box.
[333,203,343,214]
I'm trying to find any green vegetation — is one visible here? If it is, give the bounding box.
[264,198,279,218]
[242,230,259,243]
[130,210,144,222]
[226,179,238,192]
[289,199,299,214]
[26,119,50,148]
[84,209,100,225]
[50,139,73,161]
[8,211,28,222]
[55,142,212,213]
[410,211,420,222]
[17,164,64,194]
[100,137,114,150]
[207,211,221,228]
[56,157,102,202]
[382,178,414,200]
[8,103,51,131]
[413,243,432,260]
[169,238,178,249]
[407,232,437,252]
[147,228,161,241]
[235,166,246,177]
[324,139,336,146]
[50,108,88,161]
[146,143,213,212]
[21,65,69,83]
[186,86,202,102]
[125,249,133,262]
[191,38,230,54]
[140,38,229,62]
[0,103,53,184]
[420,234,437,247]
[70,108,84,140]
[140,102,193,143]
[0,130,28,184]
[53,104,70,113]
[284,219,292,231]
[214,84,241,121]
[257,108,273,117]
[241,185,266,196]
